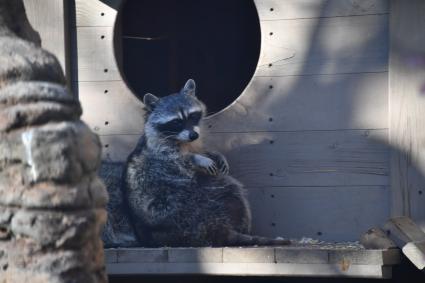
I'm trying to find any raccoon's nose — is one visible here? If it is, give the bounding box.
[189,131,199,141]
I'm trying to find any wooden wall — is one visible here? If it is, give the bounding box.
[24,0,69,81]
[389,1,425,229]
[73,0,390,241]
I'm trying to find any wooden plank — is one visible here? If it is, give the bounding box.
[275,248,328,264]
[104,249,118,263]
[389,0,425,227]
[328,249,399,265]
[168,248,222,263]
[255,0,388,21]
[75,0,121,27]
[106,262,392,278]
[207,129,389,187]
[248,186,389,241]
[384,217,425,269]
[23,0,69,80]
[207,73,388,132]
[256,15,388,76]
[74,27,120,81]
[116,248,167,263]
[78,81,144,135]
[73,16,388,81]
[99,134,138,162]
[223,247,275,263]
[99,129,389,187]
[80,73,389,135]
[100,129,389,186]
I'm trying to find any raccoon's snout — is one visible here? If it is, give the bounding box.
[189,131,199,141]
[176,129,199,142]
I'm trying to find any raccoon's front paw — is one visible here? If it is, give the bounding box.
[193,155,218,176]
[216,156,229,175]
[206,152,229,175]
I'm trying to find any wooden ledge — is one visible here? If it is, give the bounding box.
[105,244,400,278]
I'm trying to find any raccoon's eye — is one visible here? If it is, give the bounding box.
[188,111,202,123]
[159,119,184,133]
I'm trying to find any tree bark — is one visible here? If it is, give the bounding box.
[0,1,108,282]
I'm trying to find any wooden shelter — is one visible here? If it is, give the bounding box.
[23,0,425,279]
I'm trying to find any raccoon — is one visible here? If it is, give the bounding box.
[123,79,290,247]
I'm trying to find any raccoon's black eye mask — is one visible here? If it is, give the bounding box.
[157,111,203,134]
[157,119,184,134]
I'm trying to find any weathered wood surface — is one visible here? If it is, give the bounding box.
[74,16,388,81]
[74,0,390,242]
[78,80,143,135]
[384,217,425,269]
[101,129,389,185]
[104,246,399,278]
[75,0,121,27]
[389,0,425,228]
[23,0,69,80]
[74,27,119,82]
[248,186,389,241]
[80,73,388,135]
[256,0,388,21]
[257,14,388,76]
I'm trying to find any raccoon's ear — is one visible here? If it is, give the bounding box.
[181,79,196,96]
[143,93,159,111]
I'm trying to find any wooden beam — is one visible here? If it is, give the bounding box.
[389,0,425,223]
[384,217,425,269]
[104,246,399,278]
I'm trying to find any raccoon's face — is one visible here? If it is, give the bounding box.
[143,79,206,143]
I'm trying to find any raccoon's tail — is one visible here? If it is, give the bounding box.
[228,230,291,246]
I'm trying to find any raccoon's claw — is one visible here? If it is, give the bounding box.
[217,158,229,175]
[193,155,219,176]
[206,162,218,176]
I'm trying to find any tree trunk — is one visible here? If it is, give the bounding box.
[0,1,108,282]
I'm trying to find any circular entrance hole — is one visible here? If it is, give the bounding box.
[115,0,261,115]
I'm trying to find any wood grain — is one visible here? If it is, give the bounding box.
[248,186,389,241]
[99,129,389,187]
[207,73,388,132]
[24,0,69,79]
[78,73,388,135]
[74,27,120,81]
[75,0,121,27]
[257,14,388,76]
[256,0,388,21]
[78,80,144,135]
[389,0,425,227]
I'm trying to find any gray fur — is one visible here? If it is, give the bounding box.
[123,79,290,247]
[99,162,138,248]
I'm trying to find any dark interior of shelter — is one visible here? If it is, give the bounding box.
[117,0,261,115]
